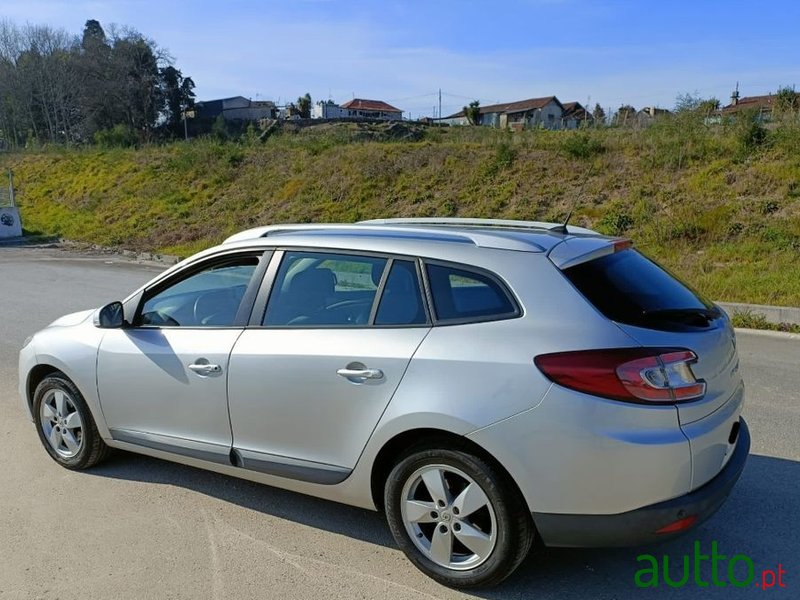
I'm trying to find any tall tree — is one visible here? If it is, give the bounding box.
[160,65,195,135]
[0,17,191,146]
[77,19,115,136]
[296,92,311,118]
[109,30,163,136]
[592,103,605,124]
[463,100,480,125]
[81,19,106,49]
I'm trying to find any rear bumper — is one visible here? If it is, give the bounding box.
[533,417,750,548]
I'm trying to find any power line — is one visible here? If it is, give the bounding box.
[386,92,438,103]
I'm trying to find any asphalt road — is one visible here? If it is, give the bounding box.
[0,245,797,599]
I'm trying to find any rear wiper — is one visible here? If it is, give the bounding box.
[641,307,719,320]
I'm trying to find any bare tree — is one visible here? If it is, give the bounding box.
[0,17,195,147]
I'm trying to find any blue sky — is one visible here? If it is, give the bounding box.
[3,0,799,118]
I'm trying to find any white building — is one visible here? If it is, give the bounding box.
[312,100,350,119]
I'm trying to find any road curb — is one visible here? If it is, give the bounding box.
[717,301,800,327]
[57,239,181,266]
[733,328,800,340]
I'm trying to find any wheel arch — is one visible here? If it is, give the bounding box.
[26,364,64,411]
[369,428,530,514]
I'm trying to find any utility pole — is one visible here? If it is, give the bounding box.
[183,104,189,140]
[438,88,442,123]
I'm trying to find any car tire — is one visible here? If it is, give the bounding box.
[33,374,110,470]
[384,445,534,588]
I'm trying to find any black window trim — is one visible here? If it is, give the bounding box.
[372,257,432,328]
[367,257,393,325]
[132,248,272,330]
[250,246,433,330]
[421,258,522,326]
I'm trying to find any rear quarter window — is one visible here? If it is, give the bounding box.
[426,263,518,323]
[563,249,718,329]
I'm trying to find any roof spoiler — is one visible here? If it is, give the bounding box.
[549,237,632,269]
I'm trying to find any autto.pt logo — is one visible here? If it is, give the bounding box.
[635,541,787,590]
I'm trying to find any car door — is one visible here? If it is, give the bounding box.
[97,250,268,464]
[227,250,431,482]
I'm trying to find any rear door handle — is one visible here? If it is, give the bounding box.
[188,362,222,376]
[337,367,384,381]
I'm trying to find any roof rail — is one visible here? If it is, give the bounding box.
[222,222,550,252]
[224,224,345,244]
[358,217,597,235]
[223,223,478,246]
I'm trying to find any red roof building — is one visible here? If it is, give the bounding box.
[720,94,777,116]
[339,98,403,120]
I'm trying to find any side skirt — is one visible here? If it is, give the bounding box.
[108,429,352,486]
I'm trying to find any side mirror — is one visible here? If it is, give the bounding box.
[94,301,126,329]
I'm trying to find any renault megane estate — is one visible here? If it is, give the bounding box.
[19,218,749,588]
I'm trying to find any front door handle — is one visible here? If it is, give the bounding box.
[188,362,222,376]
[337,365,384,382]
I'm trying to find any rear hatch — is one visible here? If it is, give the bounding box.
[551,238,742,425]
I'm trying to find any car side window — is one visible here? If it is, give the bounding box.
[375,260,427,326]
[138,257,259,327]
[263,252,387,326]
[426,263,517,323]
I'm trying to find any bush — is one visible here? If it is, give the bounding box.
[211,115,228,141]
[561,132,604,159]
[482,140,516,177]
[772,119,800,156]
[640,111,719,169]
[731,310,800,333]
[94,124,138,148]
[597,205,633,236]
[730,109,767,156]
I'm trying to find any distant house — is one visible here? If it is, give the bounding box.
[636,106,672,125]
[340,98,403,120]
[443,96,565,130]
[719,90,778,120]
[310,98,403,120]
[561,102,594,129]
[193,96,277,122]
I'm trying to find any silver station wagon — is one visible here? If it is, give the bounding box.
[19,218,749,588]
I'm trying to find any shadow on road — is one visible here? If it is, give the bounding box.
[87,452,799,599]
[0,234,58,247]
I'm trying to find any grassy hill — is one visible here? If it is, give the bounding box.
[3,119,800,305]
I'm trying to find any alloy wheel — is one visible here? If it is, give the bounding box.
[39,389,84,458]
[400,464,498,570]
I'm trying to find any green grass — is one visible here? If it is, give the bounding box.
[2,119,800,305]
[730,310,800,333]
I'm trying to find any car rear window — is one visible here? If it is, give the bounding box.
[563,249,719,329]
[426,263,517,323]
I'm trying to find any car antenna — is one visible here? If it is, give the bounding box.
[551,210,573,235]
[550,163,594,235]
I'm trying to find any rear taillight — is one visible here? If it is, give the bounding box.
[534,348,706,404]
